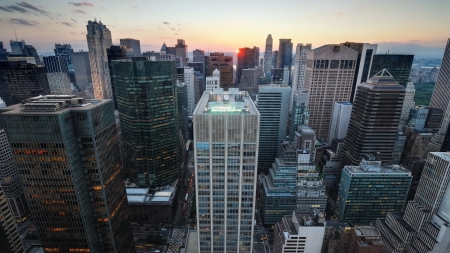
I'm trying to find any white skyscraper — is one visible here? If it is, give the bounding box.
[401,81,415,121]
[205,68,220,92]
[290,43,311,112]
[86,20,113,100]
[184,67,196,116]
[328,101,352,144]
[194,88,259,253]
[264,34,273,78]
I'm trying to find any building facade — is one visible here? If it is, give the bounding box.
[236,47,259,86]
[239,67,262,99]
[205,68,220,92]
[264,34,273,78]
[0,95,135,253]
[194,89,259,253]
[369,54,414,87]
[277,39,293,70]
[290,43,312,112]
[112,58,180,188]
[257,84,290,173]
[401,82,416,122]
[287,91,309,139]
[328,102,352,144]
[119,38,141,57]
[72,51,93,98]
[86,20,113,100]
[304,44,358,141]
[43,55,72,95]
[206,52,233,90]
[0,186,24,253]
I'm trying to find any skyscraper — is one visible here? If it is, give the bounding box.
[304,44,358,141]
[341,70,405,166]
[119,38,141,57]
[86,20,113,100]
[376,152,450,252]
[427,39,450,153]
[194,89,259,253]
[72,51,93,98]
[0,95,135,253]
[239,66,262,99]
[112,58,180,187]
[236,46,259,86]
[205,68,220,92]
[264,34,273,78]
[287,91,309,139]
[9,40,25,55]
[175,39,188,67]
[342,42,378,102]
[401,81,416,121]
[277,39,293,70]
[369,54,414,87]
[257,84,291,173]
[290,43,311,111]
[106,45,129,108]
[43,55,72,95]
[206,52,233,90]
[336,157,412,225]
[193,49,205,63]
[54,43,74,64]
[0,129,29,222]
[0,186,24,253]
[0,61,51,106]
[328,102,352,144]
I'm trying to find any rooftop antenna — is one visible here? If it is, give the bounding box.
[14,27,17,41]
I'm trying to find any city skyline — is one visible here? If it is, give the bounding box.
[0,0,448,58]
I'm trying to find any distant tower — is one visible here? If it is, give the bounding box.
[290,43,311,112]
[236,47,259,86]
[264,34,273,78]
[401,82,416,121]
[205,52,233,90]
[277,39,293,70]
[86,20,113,100]
[119,38,141,57]
[369,54,414,87]
[175,39,188,67]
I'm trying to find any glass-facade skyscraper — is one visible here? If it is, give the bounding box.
[112,58,180,187]
[194,89,259,253]
[0,95,134,253]
[369,54,413,87]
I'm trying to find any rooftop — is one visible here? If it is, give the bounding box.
[344,159,411,175]
[126,180,177,204]
[193,88,258,116]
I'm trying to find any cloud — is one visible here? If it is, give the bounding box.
[171,28,175,31]
[61,21,73,27]
[178,23,180,25]
[10,18,38,26]
[337,11,344,17]
[73,9,85,14]
[175,33,179,35]
[179,29,181,31]
[0,6,14,12]
[130,5,138,8]
[163,22,169,25]
[71,18,77,23]
[5,5,29,13]
[69,2,94,7]
[17,2,49,15]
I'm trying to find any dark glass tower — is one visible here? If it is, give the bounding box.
[112,58,180,187]
[0,61,51,106]
[369,54,414,87]
[277,39,293,69]
[0,95,135,253]
[106,45,128,108]
[236,46,259,85]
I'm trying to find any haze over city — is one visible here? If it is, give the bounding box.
[0,0,449,57]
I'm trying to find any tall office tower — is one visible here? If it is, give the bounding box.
[376,152,450,253]
[205,52,233,90]
[0,186,24,253]
[193,49,205,63]
[336,157,412,225]
[0,61,50,106]
[86,20,113,100]
[342,42,378,102]
[257,84,290,173]
[328,102,352,144]
[0,95,135,253]
[400,129,433,165]
[272,50,279,70]
[296,149,327,213]
[23,45,41,65]
[43,55,72,95]
[174,39,188,67]
[369,54,414,87]
[177,82,189,141]
[9,40,25,55]
[239,66,262,99]
[287,91,309,139]
[72,51,93,98]
[264,34,273,78]
[0,129,29,222]
[290,43,311,111]
[304,44,358,141]
[401,82,415,121]
[274,211,326,253]
[405,106,429,129]
[205,68,220,92]
[106,45,128,108]
[259,143,298,225]
[183,67,196,116]
[391,134,407,165]
[425,107,444,132]
[193,89,259,253]
[119,38,141,57]
[54,43,73,64]
[283,66,290,84]
[341,70,405,166]
[427,39,450,152]
[277,39,293,70]
[112,58,180,187]
[319,138,345,188]
[236,46,259,85]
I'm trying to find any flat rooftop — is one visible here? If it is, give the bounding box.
[126,180,177,204]
[193,88,258,116]
[431,152,450,162]
[344,160,411,176]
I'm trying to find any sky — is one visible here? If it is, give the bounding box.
[0,0,449,58]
